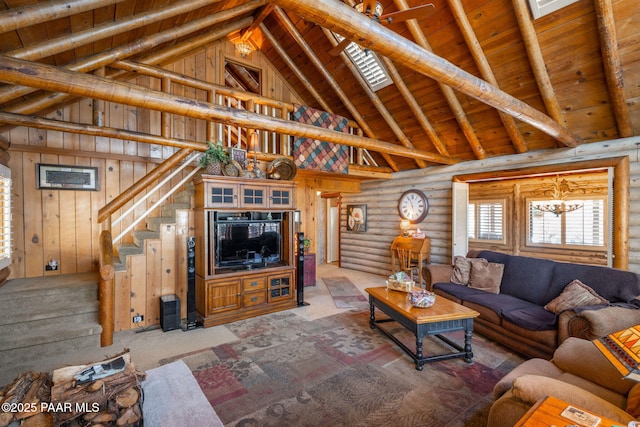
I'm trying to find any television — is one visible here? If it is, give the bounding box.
[214,213,283,270]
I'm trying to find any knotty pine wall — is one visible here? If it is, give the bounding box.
[340,137,640,278]
[4,37,304,283]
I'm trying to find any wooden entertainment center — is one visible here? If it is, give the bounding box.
[193,175,298,327]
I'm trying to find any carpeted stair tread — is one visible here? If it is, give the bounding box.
[0,313,102,350]
[132,230,160,247]
[161,203,190,217]
[0,272,98,299]
[146,216,177,232]
[116,243,144,261]
[0,296,98,325]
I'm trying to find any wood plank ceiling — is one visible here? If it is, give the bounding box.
[0,0,638,172]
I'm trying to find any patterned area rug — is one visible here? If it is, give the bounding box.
[322,276,368,308]
[161,308,525,427]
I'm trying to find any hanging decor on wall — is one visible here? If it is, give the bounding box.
[346,204,367,232]
[532,175,583,217]
[37,164,98,191]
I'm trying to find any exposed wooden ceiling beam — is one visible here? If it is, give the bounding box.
[0,0,125,34]
[393,0,487,159]
[272,6,400,171]
[511,0,565,128]
[0,55,459,165]
[379,56,449,156]
[275,0,582,148]
[594,0,633,137]
[240,4,275,41]
[447,0,528,154]
[321,27,427,169]
[259,23,333,112]
[0,2,262,105]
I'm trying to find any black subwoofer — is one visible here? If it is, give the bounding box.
[160,294,181,332]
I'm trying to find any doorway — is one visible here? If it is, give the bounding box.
[326,196,340,264]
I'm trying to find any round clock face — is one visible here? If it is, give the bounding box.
[398,190,429,223]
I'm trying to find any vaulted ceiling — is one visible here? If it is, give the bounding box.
[0,0,638,172]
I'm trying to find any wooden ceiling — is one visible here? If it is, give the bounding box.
[0,0,638,172]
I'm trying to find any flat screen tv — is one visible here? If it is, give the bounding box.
[215,219,282,269]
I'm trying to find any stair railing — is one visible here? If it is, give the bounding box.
[112,151,201,244]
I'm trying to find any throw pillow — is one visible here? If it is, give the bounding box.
[544,279,608,313]
[451,256,472,285]
[468,259,504,294]
[627,383,640,418]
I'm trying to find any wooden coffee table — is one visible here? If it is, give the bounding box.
[365,287,479,370]
[515,395,619,426]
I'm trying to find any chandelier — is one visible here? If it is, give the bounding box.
[532,175,583,217]
[235,41,254,58]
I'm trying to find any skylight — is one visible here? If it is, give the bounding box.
[528,0,580,19]
[334,34,392,92]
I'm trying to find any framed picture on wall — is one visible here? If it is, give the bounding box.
[346,204,367,232]
[36,163,99,191]
[231,147,247,168]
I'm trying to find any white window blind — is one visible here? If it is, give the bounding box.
[527,198,605,248]
[0,164,11,270]
[333,34,392,92]
[468,200,504,242]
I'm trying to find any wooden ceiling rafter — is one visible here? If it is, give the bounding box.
[239,4,275,42]
[511,0,565,129]
[0,1,263,107]
[274,0,583,148]
[0,55,459,165]
[320,27,427,169]
[0,16,255,134]
[593,0,633,137]
[393,0,488,160]
[272,6,401,171]
[379,55,450,156]
[447,0,528,154]
[0,0,125,34]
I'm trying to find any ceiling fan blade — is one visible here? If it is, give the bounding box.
[329,37,352,56]
[380,3,435,24]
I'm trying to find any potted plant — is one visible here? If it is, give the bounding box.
[199,141,229,175]
[303,238,311,251]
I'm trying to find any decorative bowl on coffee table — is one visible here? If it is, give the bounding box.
[408,290,436,308]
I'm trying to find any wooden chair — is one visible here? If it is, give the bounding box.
[395,242,420,284]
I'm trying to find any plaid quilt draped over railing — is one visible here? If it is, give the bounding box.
[292,104,350,174]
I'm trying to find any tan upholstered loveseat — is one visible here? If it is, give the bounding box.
[488,337,639,426]
[423,250,640,359]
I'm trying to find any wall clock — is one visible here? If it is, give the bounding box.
[398,189,429,223]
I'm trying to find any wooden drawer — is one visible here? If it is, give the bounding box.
[243,291,267,307]
[242,276,267,292]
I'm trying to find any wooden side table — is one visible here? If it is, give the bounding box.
[515,395,622,427]
[390,236,430,285]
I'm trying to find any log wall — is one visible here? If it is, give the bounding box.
[4,37,304,281]
[340,136,640,277]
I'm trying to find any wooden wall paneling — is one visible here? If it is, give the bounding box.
[41,153,61,276]
[145,238,162,326]
[113,270,131,332]
[9,151,25,279]
[90,157,106,271]
[183,54,197,143]
[160,223,176,299]
[124,102,138,156]
[170,60,185,159]
[118,160,134,244]
[133,161,148,232]
[194,51,208,143]
[109,101,124,155]
[105,158,122,240]
[135,76,151,158]
[75,155,94,272]
[63,105,80,150]
[174,208,192,321]
[128,253,146,329]
[58,154,78,275]
[29,127,46,148]
[46,111,64,149]
[79,99,96,152]
[22,153,45,277]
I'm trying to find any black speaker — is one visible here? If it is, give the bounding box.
[160,294,181,332]
[184,236,202,330]
[296,232,308,306]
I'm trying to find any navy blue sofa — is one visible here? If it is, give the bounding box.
[423,251,640,359]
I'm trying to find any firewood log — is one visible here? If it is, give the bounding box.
[20,412,51,427]
[115,406,140,426]
[115,388,138,409]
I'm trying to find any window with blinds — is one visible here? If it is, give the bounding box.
[468,200,505,243]
[0,164,10,270]
[527,197,606,249]
[333,34,392,92]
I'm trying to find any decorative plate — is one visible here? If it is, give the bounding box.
[222,160,243,177]
[267,158,297,180]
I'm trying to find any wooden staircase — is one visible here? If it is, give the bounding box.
[0,272,101,387]
[111,183,194,332]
